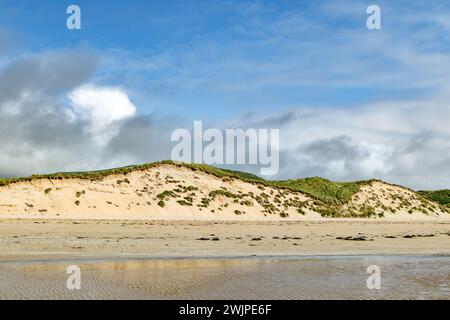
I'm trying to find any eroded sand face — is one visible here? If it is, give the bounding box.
[343,181,447,221]
[0,164,448,221]
[0,165,316,220]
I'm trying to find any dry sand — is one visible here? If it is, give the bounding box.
[0,219,449,261]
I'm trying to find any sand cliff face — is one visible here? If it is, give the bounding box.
[0,163,448,220]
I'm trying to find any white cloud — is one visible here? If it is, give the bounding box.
[68,84,136,137]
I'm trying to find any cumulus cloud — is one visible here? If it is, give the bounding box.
[0,90,92,177]
[68,84,137,143]
[0,51,177,177]
[0,51,96,175]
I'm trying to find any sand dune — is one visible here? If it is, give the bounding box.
[0,163,448,221]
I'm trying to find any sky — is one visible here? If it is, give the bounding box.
[1,0,450,189]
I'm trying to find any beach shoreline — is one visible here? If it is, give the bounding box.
[1,219,449,300]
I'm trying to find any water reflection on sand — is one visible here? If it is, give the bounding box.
[0,255,449,299]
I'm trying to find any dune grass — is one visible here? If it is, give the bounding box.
[418,190,450,207]
[0,160,367,204]
[0,161,263,186]
[266,177,366,205]
[176,164,366,203]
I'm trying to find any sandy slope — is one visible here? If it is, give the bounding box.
[0,163,448,221]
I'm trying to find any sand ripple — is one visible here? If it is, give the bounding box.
[0,256,449,300]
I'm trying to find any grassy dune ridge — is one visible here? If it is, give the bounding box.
[0,161,368,204]
[0,160,449,211]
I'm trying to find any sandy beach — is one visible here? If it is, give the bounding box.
[0,219,449,299]
[0,219,449,261]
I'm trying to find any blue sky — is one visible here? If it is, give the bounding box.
[1,0,450,189]
[1,0,428,117]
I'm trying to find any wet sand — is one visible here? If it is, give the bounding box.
[0,255,449,299]
[0,219,449,299]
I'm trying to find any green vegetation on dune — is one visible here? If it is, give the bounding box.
[0,160,369,205]
[0,161,262,186]
[219,168,264,181]
[266,177,367,205]
[178,164,369,204]
[173,162,264,182]
[418,190,450,207]
[0,162,163,186]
